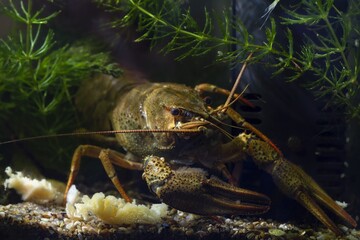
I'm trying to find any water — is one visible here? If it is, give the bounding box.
[0,1,359,238]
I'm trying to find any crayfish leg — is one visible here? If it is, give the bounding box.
[225,107,283,156]
[64,145,143,204]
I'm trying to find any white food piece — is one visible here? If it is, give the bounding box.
[3,167,64,204]
[336,200,348,208]
[66,184,81,205]
[3,166,168,225]
[66,192,168,225]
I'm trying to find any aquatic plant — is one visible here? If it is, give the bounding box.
[0,0,119,172]
[96,0,360,119]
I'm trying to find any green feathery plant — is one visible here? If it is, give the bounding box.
[0,0,120,173]
[96,0,360,119]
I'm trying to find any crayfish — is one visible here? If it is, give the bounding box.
[58,68,357,235]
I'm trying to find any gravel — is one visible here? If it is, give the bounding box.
[0,202,359,240]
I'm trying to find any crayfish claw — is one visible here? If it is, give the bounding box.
[142,156,270,216]
[296,190,343,236]
[201,176,271,215]
[241,133,357,235]
[295,163,357,230]
[271,159,357,235]
[203,176,271,207]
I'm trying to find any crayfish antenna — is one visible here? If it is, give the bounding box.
[222,52,253,111]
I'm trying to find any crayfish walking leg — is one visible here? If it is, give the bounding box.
[64,145,143,203]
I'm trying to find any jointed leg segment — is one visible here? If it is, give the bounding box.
[64,145,143,203]
[195,83,255,108]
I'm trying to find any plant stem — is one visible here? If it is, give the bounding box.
[26,0,32,58]
[130,0,203,40]
[323,15,350,70]
[129,0,237,45]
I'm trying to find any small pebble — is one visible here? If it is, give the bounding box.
[185,229,194,235]
[247,223,255,229]
[268,228,285,236]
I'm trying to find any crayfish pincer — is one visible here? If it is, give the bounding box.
[142,155,271,216]
[63,71,356,235]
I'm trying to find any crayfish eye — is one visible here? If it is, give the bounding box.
[170,107,180,116]
[203,96,212,105]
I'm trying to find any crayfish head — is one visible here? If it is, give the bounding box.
[143,83,211,145]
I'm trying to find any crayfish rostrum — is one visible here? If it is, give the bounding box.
[63,70,356,235]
